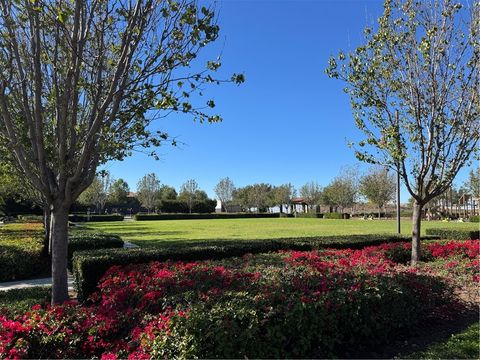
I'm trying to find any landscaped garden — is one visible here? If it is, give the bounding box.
[1,238,478,358]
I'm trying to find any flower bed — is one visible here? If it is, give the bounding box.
[1,240,478,359]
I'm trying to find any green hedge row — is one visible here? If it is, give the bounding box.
[69,214,124,222]
[323,212,346,219]
[133,213,282,221]
[425,228,479,240]
[73,234,426,303]
[68,233,124,269]
[470,215,480,223]
[295,213,323,218]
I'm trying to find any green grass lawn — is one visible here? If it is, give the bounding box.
[83,218,479,247]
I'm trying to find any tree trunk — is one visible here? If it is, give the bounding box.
[411,202,423,266]
[42,206,51,256]
[378,206,381,220]
[51,205,70,304]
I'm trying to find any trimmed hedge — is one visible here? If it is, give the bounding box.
[68,233,124,269]
[0,287,51,317]
[16,214,44,223]
[470,215,480,223]
[425,228,479,240]
[323,212,344,219]
[73,234,431,303]
[296,213,323,218]
[134,213,282,221]
[0,224,49,282]
[69,214,124,222]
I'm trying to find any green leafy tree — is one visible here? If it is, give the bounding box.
[77,172,112,213]
[359,167,396,218]
[271,184,295,213]
[326,0,479,264]
[214,177,235,212]
[137,173,161,213]
[158,185,178,201]
[299,181,322,212]
[179,179,199,213]
[108,179,130,208]
[0,0,243,303]
[465,168,480,198]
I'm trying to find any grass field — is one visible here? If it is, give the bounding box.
[83,218,479,247]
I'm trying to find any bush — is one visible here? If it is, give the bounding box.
[296,213,323,218]
[4,241,467,359]
[470,215,480,223]
[0,287,51,317]
[73,234,422,302]
[16,215,44,223]
[67,233,124,270]
[323,212,344,219]
[69,214,124,222]
[0,224,49,282]
[425,228,479,240]
[133,213,282,221]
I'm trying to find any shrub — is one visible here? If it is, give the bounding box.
[68,214,124,222]
[133,213,282,221]
[470,215,479,223]
[323,212,344,219]
[0,287,51,317]
[0,223,49,282]
[67,233,124,270]
[72,234,421,302]
[4,241,470,359]
[16,215,44,223]
[425,228,479,240]
[296,213,323,218]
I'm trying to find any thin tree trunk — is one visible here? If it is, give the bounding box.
[51,205,70,304]
[42,206,51,256]
[411,202,423,266]
[378,206,381,220]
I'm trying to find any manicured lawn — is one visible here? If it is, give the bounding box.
[84,218,479,247]
[405,323,480,359]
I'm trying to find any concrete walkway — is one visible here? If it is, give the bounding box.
[0,274,75,292]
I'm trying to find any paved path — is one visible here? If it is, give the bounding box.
[0,274,75,292]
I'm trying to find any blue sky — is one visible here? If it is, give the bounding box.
[104,0,475,199]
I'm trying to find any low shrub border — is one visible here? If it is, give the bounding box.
[133,213,282,221]
[470,215,479,223]
[323,212,344,219]
[68,233,124,270]
[425,228,480,240]
[72,234,438,303]
[69,214,124,222]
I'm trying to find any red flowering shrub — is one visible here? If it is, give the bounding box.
[0,240,477,359]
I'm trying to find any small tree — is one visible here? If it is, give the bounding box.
[78,172,112,213]
[322,176,357,214]
[137,173,161,213]
[299,181,322,212]
[326,0,479,264]
[214,177,235,212]
[360,167,396,218]
[179,179,199,213]
[0,0,243,304]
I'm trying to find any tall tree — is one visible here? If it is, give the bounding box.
[322,174,358,214]
[78,172,112,213]
[465,168,480,198]
[359,167,396,218]
[326,0,479,264]
[299,181,322,211]
[214,177,235,212]
[0,0,243,303]
[137,173,161,213]
[179,179,199,213]
[108,179,130,208]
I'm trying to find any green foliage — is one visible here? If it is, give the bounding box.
[403,323,480,359]
[69,214,124,222]
[17,214,44,223]
[323,212,344,219]
[0,287,51,317]
[296,212,323,218]
[0,223,49,282]
[425,228,480,240]
[68,233,124,270]
[360,167,396,210]
[133,213,281,220]
[73,234,416,302]
[469,215,479,223]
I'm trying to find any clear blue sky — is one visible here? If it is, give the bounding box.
[104,0,475,199]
